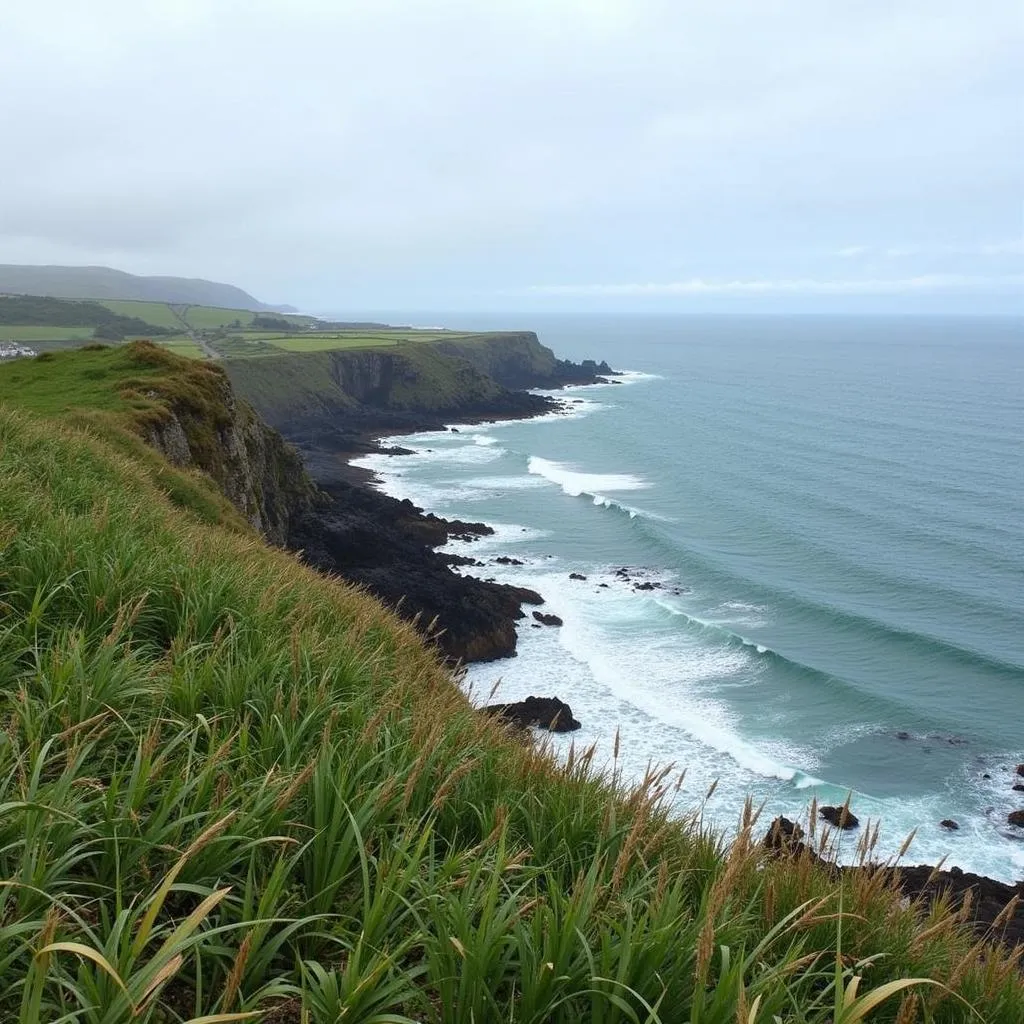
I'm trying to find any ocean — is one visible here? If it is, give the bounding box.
[351,314,1024,881]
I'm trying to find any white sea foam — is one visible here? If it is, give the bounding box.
[445,400,605,433]
[462,475,549,492]
[402,444,505,465]
[527,456,648,497]
[466,564,803,788]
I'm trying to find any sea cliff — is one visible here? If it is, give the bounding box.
[219,333,614,661]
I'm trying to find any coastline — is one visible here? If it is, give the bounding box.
[269,362,618,664]
[334,378,1024,947]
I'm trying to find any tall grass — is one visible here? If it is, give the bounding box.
[0,404,1020,1021]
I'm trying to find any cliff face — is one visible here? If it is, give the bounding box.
[432,332,614,390]
[138,360,315,546]
[224,332,610,434]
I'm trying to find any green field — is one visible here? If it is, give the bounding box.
[228,329,475,354]
[180,305,317,330]
[267,333,406,351]
[177,303,253,329]
[97,298,183,329]
[158,339,207,359]
[0,324,97,341]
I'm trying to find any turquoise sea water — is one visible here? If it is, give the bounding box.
[353,315,1024,880]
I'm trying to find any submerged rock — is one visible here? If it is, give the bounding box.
[482,695,581,732]
[1008,810,1024,828]
[940,819,960,830]
[569,572,587,581]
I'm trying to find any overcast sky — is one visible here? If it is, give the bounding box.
[1,1,1021,313]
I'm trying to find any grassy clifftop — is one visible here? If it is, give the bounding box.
[0,342,314,542]
[224,339,533,429]
[0,347,1020,1020]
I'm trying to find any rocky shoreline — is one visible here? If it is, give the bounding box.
[276,358,616,664]
[764,816,1024,947]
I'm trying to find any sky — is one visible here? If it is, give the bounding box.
[0,0,1021,314]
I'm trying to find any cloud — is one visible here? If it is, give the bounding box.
[0,0,1020,309]
[978,239,1024,256]
[527,273,1024,297]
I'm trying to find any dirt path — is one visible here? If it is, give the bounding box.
[168,304,220,360]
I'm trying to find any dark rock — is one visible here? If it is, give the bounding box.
[896,731,911,740]
[532,611,563,627]
[530,623,542,628]
[495,556,524,566]
[762,817,1024,948]
[763,816,806,853]
[450,427,460,432]
[443,553,479,567]
[983,773,992,779]
[569,572,587,581]
[1008,811,1024,828]
[1016,764,1024,777]
[820,805,859,830]
[482,695,581,732]
[634,581,662,591]
[1013,784,1024,793]
[288,477,541,664]
[598,583,609,588]
[940,819,960,830]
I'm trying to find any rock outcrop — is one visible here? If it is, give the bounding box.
[289,478,543,663]
[532,611,563,627]
[482,696,581,732]
[761,816,1024,947]
[819,805,860,830]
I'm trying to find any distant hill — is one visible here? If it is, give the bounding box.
[0,264,286,311]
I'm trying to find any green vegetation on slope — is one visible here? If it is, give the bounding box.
[0,295,173,341]
[0,348,1020,1022]
[96,299,185,330]
[0,325,97,342]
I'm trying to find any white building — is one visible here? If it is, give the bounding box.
[0,343,38,360]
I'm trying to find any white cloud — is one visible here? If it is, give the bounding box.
[837,246,869,258]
